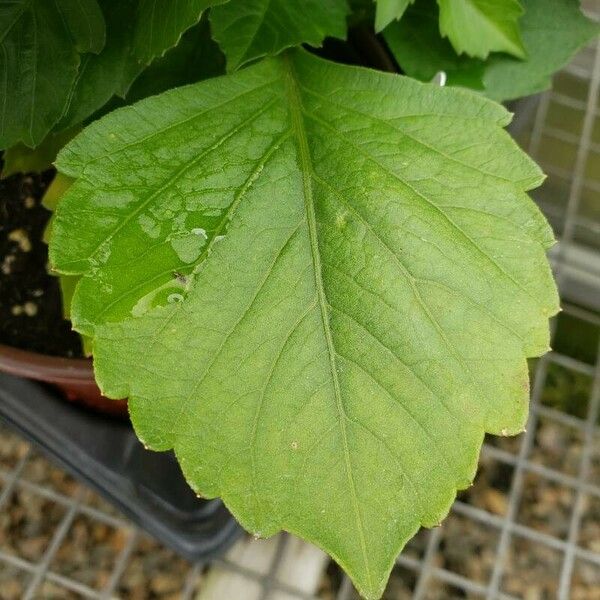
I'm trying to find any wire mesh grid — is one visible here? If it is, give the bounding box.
[1,7,600,600]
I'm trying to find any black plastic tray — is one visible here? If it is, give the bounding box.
[0,372,242,562]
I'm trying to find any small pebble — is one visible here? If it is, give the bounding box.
[23,301,38,317]
[482,488,508,515]
[524,587,542,600]
[1,255,15,274]
[11,305,23,316]
[150,573,179,594]
[1,579,23,600]
[8,228,32,252]
[23,196,35,209]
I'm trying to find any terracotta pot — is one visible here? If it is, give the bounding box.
[0,344,128,418]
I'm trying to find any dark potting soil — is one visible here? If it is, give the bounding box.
[0,169,83,358]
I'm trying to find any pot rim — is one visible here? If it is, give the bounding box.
[0,343,94,384]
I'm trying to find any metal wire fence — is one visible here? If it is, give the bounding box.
[1,5,600,598]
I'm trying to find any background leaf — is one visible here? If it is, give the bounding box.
[383,0,485,88]
[437,0,526,59]
[131,0,223,63]
[210,0,350,70]
[0,0,223,149]
[57,0,224,132]
[56,0,143,132]
[477,0,600,100]
[0,0,105,148]
[383,0,599,101]
[50,50,558,597]
[124,17,226,104]
[374,0,414,32]
[1,129,78,178]
[57,0,105,53]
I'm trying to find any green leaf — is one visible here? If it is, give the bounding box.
[40,173,93,355]
[58,0,224,132]
[437,0,526,59]
[124,18,226,104]
[374,0,414,32]
[50,49,558,598]
[383,0,485,88]
[42,172,74,213]
[1,129,78,178]
[42,172,74,244]
[210,0,350,70]
[0,0,105,148]
[56,1,142,131]
[477,0,600,101]
[131,0,222,63]
[57,0,106,53]
[384,0,599,102]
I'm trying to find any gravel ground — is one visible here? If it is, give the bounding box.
[0,430,195,598]
[116,536,193,600]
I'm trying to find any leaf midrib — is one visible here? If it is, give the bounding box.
[282,54,372,588]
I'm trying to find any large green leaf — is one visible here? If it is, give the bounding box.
[0,0,105,148]
[50,49,558,598]
[210,0,350,70]
[437,0,526,59]
[374,0,414,31]
[384,0,599,101]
